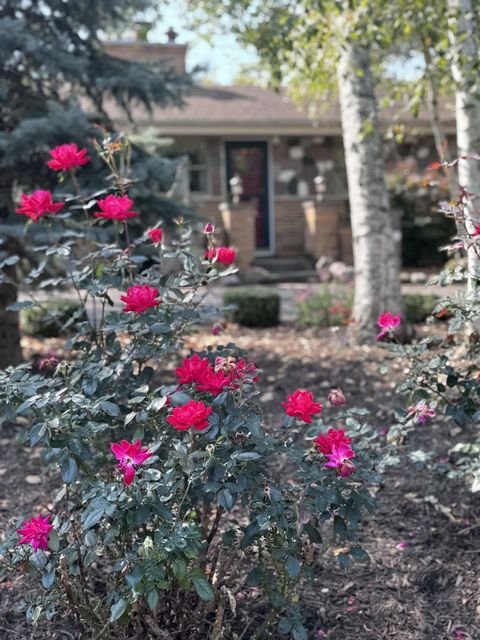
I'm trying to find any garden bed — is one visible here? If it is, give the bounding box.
[0,325,478,639]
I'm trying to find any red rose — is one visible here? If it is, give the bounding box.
[94,195,139,221]
[148,228,163,244]
[281,390,323,423]
[120,284,161,313]
[195,368,231,396]
[47,143,90,171]
[176,354,211,384]
[166,400,212,431]
[204,246,236,265]
[15,190,64,222]
[314,428,352,455]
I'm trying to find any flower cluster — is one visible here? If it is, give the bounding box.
[315,428,356,477]
[175,353,257,397]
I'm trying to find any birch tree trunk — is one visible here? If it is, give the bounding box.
[448,0,480,297]
[337,42,403,342]
[0,175,22,367]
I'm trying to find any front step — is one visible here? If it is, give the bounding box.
[253,256,315,273]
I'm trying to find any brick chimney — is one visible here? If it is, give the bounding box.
[103,26,187,74]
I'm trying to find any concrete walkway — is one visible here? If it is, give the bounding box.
[19,281,462,325]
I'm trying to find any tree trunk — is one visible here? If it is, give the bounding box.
[0,175,22,367]
[337,42,403,342]
[448,0,480,297]
[0,279,22,368]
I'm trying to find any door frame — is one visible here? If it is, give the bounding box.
[222,138,275,257]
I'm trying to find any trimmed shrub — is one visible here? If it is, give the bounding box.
[298,287,440,328]
[21,300,86,337]
[297,285,353,328]
[224,287,280,327]
[402,293,439,323]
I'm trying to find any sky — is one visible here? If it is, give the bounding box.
[150,3,259,84]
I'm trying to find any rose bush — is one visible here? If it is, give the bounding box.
[0,137,384,639]
[380,167,480,492]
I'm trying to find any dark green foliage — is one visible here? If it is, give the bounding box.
[402,293,439,324]
[297,285,353,328]
[298,287,440,328]
[21,301,86,337]
[224,287,280,327]
[0,0,188,218]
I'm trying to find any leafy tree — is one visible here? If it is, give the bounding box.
[0,0,188,366]
[188,0,403,342]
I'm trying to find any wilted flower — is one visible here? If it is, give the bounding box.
[395,541,409,550]
[47,143,90,171]
[281,390,323,423]
[167,400,212,431]
[111,439,152,486]
[120,284,161,313]
[148,228,163,244]
[17,514,53,552]
[406,400,436,424]
[16,190,64,222]
[39,352,59,372]
[376,312,401,341]
[211,323,222,336]
[327,388,346,406]
[94,195,139,221]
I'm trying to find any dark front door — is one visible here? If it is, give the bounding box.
[225,141,271,251]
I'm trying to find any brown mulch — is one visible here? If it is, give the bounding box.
[0,326,479,639]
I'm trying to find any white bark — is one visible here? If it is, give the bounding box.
[337,42,403,341]
[448,0,480,296]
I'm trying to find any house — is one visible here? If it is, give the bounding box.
[103,33,456,272]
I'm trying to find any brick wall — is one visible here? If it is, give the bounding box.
[103,42,186,73]
[274,198,306,257]
[303,199,352,264]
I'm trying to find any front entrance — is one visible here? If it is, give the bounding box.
[225,141,271,252]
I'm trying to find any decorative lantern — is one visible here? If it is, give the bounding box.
[314,174,327,202]
[229,173,244,204]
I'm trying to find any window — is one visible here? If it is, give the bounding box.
[165,138,210,194]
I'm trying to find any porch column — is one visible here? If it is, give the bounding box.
[219,202,256,271]
[302,199,352,264]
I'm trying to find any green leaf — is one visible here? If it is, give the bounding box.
[172,558,187,583]
[48,530,60,552]
[83,507,105,529]
[100,400,121,417]
[110,598,128,622]
[42,570,55,589]
[235,452,262,461]
[147,589,159,611]
[61,457,77,484]
[193,576,215,602]
[286,555,301,578]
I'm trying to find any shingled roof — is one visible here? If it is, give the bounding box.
[104,83,456,136]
